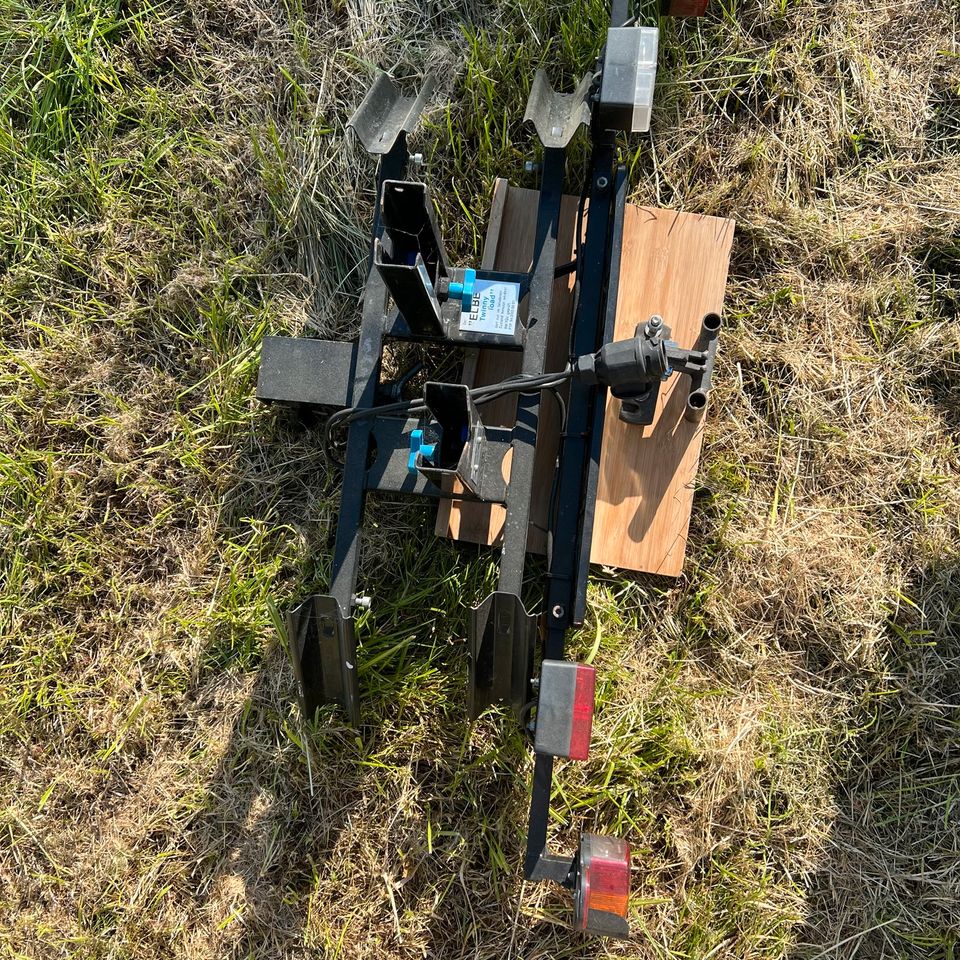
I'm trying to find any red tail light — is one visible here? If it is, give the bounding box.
[534,660,596,760]
[573,834,631,938]
[568,664,596,761]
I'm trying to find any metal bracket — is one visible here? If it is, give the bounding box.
[529,850,575,885]
[386,268,530,349]
[287,594,360,726]
[414,382,486,496]
[365,416,510,501]
[468,591,537,718]
[256,336,358,409]
[680,312,721,422]
[618,385,659,426]
[347,73,435,156]
[523,71,593,148]
[375,180,451,335]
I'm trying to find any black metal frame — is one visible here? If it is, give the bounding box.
[526,142,628,888]
[256,3,672,938]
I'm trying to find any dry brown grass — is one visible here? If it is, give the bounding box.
[2,0,959,957]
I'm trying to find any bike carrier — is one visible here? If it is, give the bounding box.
[257,2,716,938]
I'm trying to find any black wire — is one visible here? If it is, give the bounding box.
[548,386,567,435]
[474,381,568,433]
[323,368,574,467]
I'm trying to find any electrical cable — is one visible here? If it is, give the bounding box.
[323,367,575,467]
[568,170,590,360]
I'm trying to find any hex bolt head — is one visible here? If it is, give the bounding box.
[524,160,541,173]
[353,595,372,610]
[645,315,664,337]
[411,153,424,166]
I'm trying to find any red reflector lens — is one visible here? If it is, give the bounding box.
[585,854,630,918]
[535,661,597,760]
[567,665,596,761]
[575,834,631,934]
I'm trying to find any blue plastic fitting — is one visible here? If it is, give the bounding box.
[408,429,436,474]
[447,268,477,311]
[461,268,476,309]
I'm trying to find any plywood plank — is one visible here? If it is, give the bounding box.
[436,183,734,577]
[590,205,734,576]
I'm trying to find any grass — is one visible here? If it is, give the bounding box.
[1,0,959,957]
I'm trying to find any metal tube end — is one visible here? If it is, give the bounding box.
[685,389,708,422]
[702,312,721,339]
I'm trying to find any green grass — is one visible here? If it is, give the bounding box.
[2,0,960,958]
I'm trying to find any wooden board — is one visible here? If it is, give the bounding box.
[590,205,734,575]
[435,182,579,552]
[436,181,735,577]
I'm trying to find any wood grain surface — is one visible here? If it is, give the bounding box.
[436,181,734,577]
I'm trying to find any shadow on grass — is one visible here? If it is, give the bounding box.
[787,558,960,960]
[184,635,615,958]
[185,402,613,957]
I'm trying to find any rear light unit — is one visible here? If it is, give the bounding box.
[665,0,709,14]
[573,834,631,938]
[598,27,659,134]
[534,660,596,760]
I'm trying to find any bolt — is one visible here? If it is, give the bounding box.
[524,160,541,173]
[596,175,609,189]
[552,604,565,620]
[644,317,665,340]
[411,152,424,166]
[353,595,372,610]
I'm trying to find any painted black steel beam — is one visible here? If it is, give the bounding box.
[611,0,631,26]
[524,138,621,881]
[314,135,409,726]
[573,164,628,626]
[497,147,566,599]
